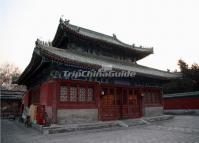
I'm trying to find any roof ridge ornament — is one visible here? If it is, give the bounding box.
[59,17,64,24]
[112,33,117,39]
[112,34,128,45]
[35,39,52,46]
[76,27,80,32]
[64,19,70,25]
[35,39,42,45]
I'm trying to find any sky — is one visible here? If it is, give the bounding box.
[1,0,199,72]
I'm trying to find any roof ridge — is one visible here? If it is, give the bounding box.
[59,19,153,52]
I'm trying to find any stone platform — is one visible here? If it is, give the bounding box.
[32,115,174,134]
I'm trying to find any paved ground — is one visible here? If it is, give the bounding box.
[1,115,199,143]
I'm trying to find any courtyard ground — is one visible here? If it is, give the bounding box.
[1,115,199,143]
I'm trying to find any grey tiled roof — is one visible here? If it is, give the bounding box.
[0,89,23,99]
[164,91,199,98]
[60,20,153,53]
[36,43,180,79]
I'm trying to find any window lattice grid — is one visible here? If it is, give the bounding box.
[87,88,94,102]
[70,87,77,102]
[144,93,150,104]
[79,88,86,102]
[144,92,162,105]
[60,86,68,101]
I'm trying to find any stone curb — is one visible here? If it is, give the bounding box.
[31,115,174,134]
[46,122,119,134]
[143,115,174,123]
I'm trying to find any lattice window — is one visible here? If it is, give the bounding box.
[79,87,86,102]
[87,88,94,102]
[144,92,162,105]
[70,87,77,101]
[60,86,68,101]
[144,93,150,104]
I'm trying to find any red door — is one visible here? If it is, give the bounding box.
[120,88,128,119]
[128,94,142,118]
[100,95,120,120]
[100,86,142,121]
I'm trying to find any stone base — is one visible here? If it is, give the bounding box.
[144,106,163,117]
[57,109,98,124]
[164,109,199,115]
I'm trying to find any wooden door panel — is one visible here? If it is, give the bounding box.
[100,87,142,120]
[128,94,141,118]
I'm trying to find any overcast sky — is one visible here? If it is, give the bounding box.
[1,0,199,72]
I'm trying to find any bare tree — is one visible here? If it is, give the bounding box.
[0,63,25,90]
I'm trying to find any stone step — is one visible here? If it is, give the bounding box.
[117,119,146,127]
[44,121,119,134]
[143,115,174,122]
[117,115,174,127]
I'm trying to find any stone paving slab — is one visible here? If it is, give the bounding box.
[1,116,199,143]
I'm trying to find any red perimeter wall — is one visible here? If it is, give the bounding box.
[164,97,199,110]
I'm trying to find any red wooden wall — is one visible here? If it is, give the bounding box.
[23,79,163,123]
[164,97,199,110]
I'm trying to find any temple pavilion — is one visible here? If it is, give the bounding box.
[16,18,179,124]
